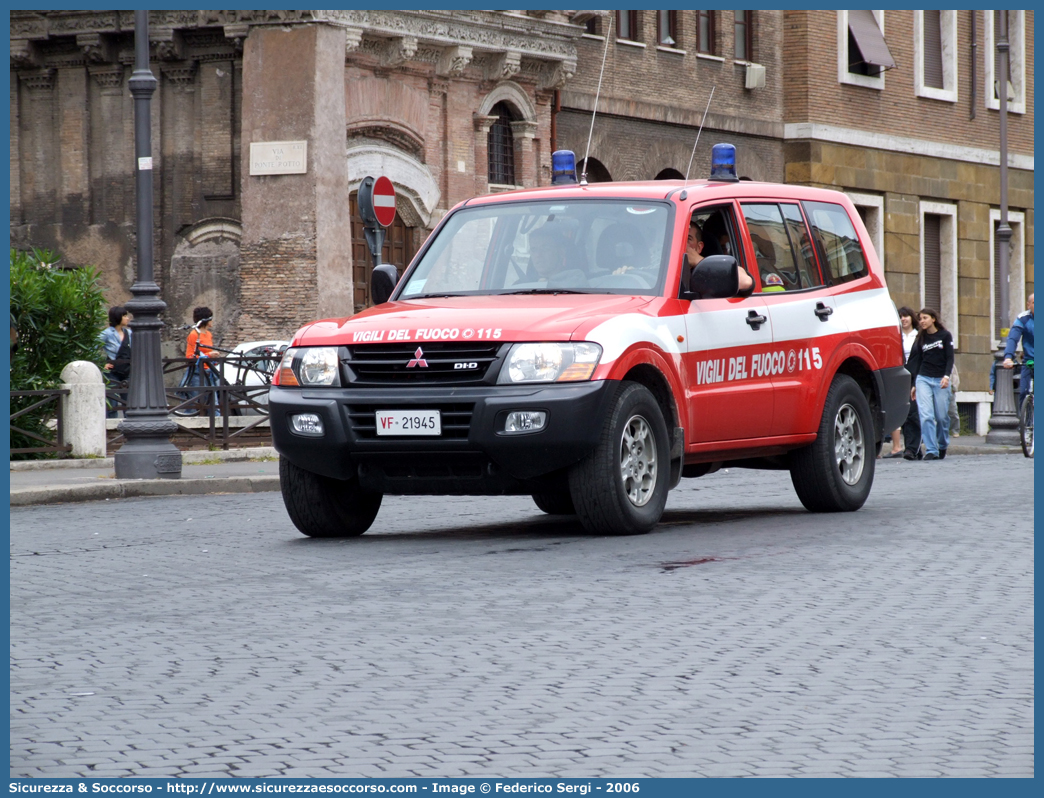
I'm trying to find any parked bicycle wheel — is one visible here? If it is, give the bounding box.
[1019,393,1034,458]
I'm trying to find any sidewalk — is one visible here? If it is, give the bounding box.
[10,436,1024,508]
[10,447,279,507]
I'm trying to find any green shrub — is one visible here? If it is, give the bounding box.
[10,247,108,458]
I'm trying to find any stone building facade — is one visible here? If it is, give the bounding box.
[557,10,785,184]
[783,9,1034,414]
[9,10,581,349]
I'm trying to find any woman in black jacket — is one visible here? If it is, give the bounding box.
[906,308,954,461]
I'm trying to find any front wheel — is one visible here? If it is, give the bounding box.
[568,382,670,535]
[279,457,382,538]
[532,478,576,515]
[789,374,875,512]
[1019,394,1034,458]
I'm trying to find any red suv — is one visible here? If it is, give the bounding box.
[271,151,909,537]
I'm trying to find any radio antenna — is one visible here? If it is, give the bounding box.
[685,86,715,181]
[581,13,613,186]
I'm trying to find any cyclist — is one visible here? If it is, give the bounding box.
[1003,293,1034,412]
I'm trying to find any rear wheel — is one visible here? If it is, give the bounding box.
[568,382,670,535]
[789,374,875,512]
[1019,394,1034,458]
[279,457,382,537]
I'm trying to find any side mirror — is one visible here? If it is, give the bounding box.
[370,264,399,305]
[690,255,741,299]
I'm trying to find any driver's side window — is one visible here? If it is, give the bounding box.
[684,204,746,293]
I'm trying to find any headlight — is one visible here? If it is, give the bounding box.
[497,342,602,384]
[298,347,341,386]
[274,347,341,387]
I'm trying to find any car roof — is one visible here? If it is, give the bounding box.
[460,179,854,209]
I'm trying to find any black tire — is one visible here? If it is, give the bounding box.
[568,382,671,535]
[532,480,576,515]
[279,456,382,538]
[1020,394,1034,458]
[789,374,875,512]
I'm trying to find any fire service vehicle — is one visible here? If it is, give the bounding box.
[270,146,909,537]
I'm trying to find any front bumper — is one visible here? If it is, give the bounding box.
[269,380,618,494]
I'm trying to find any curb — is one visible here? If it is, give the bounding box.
[10,475,280,507]
[946,444,1023,455]
[10,447,278,472]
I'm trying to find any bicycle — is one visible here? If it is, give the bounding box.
[1019,358,1034,458]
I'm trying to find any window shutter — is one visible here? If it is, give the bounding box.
[923,215,941,312]
[923,10,944,89]
[848,10,896,73]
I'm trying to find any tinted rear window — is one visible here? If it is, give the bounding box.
[802,201,868,285]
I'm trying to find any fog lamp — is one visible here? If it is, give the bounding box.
[504,410,547,434]
[291,413,324,436]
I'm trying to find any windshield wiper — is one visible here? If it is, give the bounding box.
[499,288,593,295]
[406,292,471,299]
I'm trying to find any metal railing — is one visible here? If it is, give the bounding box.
[105,353,281,452]
[10,389,73,456]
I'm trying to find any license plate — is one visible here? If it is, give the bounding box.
[375,410,442,436]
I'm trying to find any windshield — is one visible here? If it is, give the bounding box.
[399,199,674,299]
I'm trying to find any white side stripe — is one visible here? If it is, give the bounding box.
[585,313,686,364]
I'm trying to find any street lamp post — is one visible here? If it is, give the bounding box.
[986,11,1019,445]
[113,11,183,479]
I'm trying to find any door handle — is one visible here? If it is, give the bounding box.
[745,310,767,331]
[814,302,834,321]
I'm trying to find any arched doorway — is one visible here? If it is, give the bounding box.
[349,192,417,311]
[578,157,612,183]
[655,167,685,180]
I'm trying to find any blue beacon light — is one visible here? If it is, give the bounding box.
[551,150,578,185]
[709,143,739,182]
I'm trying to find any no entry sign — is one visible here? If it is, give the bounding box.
[372,176,396,227]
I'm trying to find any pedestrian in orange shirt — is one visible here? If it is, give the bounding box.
[185,306,214,359]
[184,306,218,414]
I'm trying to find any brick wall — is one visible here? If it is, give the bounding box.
[783,10,1034,157]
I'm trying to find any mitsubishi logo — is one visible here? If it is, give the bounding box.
[406,347,428,368]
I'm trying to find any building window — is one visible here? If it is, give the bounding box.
[838,10,894,89]
[990,209,1026,346]
[734,11,752,61]
[487,102,516,187]
[984,10,1026,114]
[657,10,677,47]
[697,11,716,54]
[616,10,638,42]
[585,18,598,36]
[923,215,942,311]
[846,192,885,271]
[919,201,958,346]
[915,10,957,102]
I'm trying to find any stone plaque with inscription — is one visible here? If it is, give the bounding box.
[249,141,308,175]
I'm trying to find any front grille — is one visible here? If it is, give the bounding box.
[346,403,474,439]
[342,342,504,386]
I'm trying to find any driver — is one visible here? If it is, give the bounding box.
[528,224,570,281]
[685,218,754,294]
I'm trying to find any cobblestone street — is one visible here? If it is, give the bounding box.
[10,455,1034,778]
